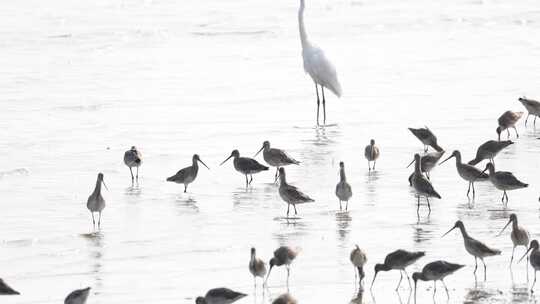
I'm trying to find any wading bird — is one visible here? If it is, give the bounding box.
[498,213,529,265]
[439,150,488,198]
[64,287,91,304]
[497,111,523,141]
[518,97,540,127]
[87,173,108,229]
[468,140,513,166]
[350,245,367,286]
[520,240,540,293]
[364,139,380,171]
[411,154,441,215]
[443,221,501,280]
[298,0,342,126]
[407,151,445,185]
[413,261,464,299]
[479,162,528,205]
[408,127,444,152]
[371,249,425,290]
[123,146,142,181]
[254,141,299,182]
[166,154,209,192]
[278,167,314,216]
[195,288,246,304]
[265,246,299,285]
[335,161,352,210]
[249,247,267,287]
[220,150,268,187]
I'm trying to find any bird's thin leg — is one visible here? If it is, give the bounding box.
[136,166,139,180]
[433,281,437,298]
[339,200,342,210]
[286,266,290,285]
[287,204,290,216]
[274,168,279,183]
[249,175,253,185]
[403,269,412,289]
[427,197,431,215]
[532,271,537,293]
[426,171,430,180]
[416,196,420,216]
[367,161,371,171]
[507,129,511,138]
[354,266,358,282]
[322,87,326,125]
[514,126,519,138]
[473,257,478,274]
[467,182,471,197]
[345,201,348,211]
[129,167,134,181]
[315,83,320,126]
[527,255,530,282]
[526,114,530,126]
[441,279,450,298]
[510,246,515,266]
[472,182,476,198]
[534,116,537,127]
[481,258,487,281]
[245,175,249,187]
[396,270,403,291]
[98,212,102,229]
[293,204,298,215]
[373,161,376,170]
[91,212,96,228]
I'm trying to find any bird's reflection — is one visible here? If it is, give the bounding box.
[350,288,363,304]
[365,171,379,205]
[412,218,433,243]
[175,196,199,213]
[125,181,141,196]
[81,231,105,289]
[336,211,352,243]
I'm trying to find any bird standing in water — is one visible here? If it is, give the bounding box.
[220,150,269,187]
[195,288,246,304]
[519,97,540,127]
[249,247,267,287]
[123,146,142,182]
[371,249,425,290]
[407,151,445,185]
[166,154,209,192]
[265,246,299,285]
[520,240,540,293]
[439,150,489,198]
[498,213,529,265]
[254,141,299,182]
[412,261,464,299]
[496,110,523,141]
[468,140,513,166]
[408,127,444,152]
[278,167,314,216]
[479,162,528,205]
[335,161,352,210]
[350,245,367,287]
[364,139,380,171]
[298,0,342,126]
[87,173,108,229]
[411,154,441,215]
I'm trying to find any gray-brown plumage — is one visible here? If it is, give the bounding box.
[123,146,142,181]
[480,162,528,205]
[0,278,19,295]
[265,246,299,285]
[220,149,269,187]
[468,140,513,166]
[272,293,297,304]
[335,161,352,210]
[498,213,530,265]
[166,154,209,192]
[439,150,488,198]
[87,173,108,229]
[350,245,367,285]
[249,247,267,287]
[411,154,441,215]
[64,287,91,304]
[408,127,444,152]
[371,249,425,290]
[407,151,445,185]
[278,167,314,216]
[255,141,300,181]
[520,240,540,293]
[496,110,523,141]
[195,288,246,304]
[364,139,380,171]
[443,220,501,280]
[519,97,540,127]
[413,261,464,299]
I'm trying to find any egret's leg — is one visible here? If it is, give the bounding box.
[315,83,320,126]
[322,87,326,125]
[129,167,134,181]
[514,126,519,138]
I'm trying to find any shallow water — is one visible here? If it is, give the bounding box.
[1,0,540,303]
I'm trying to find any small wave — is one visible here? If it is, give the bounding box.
[0,168,29,179]
[53,104,103,112]
[48,33,72,39]
[191,30,271,37]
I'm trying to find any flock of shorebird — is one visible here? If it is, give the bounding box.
[2,0,540,303]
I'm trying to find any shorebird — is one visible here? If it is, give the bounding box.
[254,141,299,182]
[166,154,209,192]
[298,0,342,126]
[364,139,380,171]
[371,249,425,290]
[0,278,19,295]
[443,220,501,280]
[479,162,528,205]
[411,154,441,214]
[518,97,540,127]
[278,167,314,216]
[497,111,523,141]
[468,140,513,166]
[407,151,445,185]
[87,173,108,228]
[350,245,367,286]
[408,127,444,152]
[123,146,142,181]
[498,213,529,265]
[220,150,269,187]
[520,240,540,293]
[335,161,352,210]
[64,287,91,304]
[265,246,299,285]
[195,288,246,304]
[412,261,464,299]
[249,247,267,287]
[439,150,489,198]
[272,293,297,304]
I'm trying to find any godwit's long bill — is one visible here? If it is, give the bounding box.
[468,140,513,166]
[87,173,108,229]
[478,162,528,205]
[519,240,540,293]
[195,288,247,304]
[408,127,444,152]
[220,150,269,187]
[265,246,299,285]
[371,249,425,290]
[439,150,488,198]
[411,153,441,215]
[123,146,142,181]
[364,139,380,171]
[443,220,501,280]
[335,161,352,210]
[166,154,209,192]
[496,110,523,141]
[498,213,530,266]
[278,167,314,216]
[254,141,299,182]
[518,97,540,127]
[413,261,464,299]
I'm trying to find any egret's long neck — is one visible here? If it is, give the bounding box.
[339,167,347,182]
[298,0,309,49]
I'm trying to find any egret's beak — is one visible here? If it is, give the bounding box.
[519,246,533,263]
[102,180,109,191]
[406,159,415,168]
[198,158,210,170]
[254,146,264,158]
[220,154,233,166]
[370,271,378,289]
[497,220,511,237]
[264,265,273,284]
[442,226,456,237]
[439,155,454,166]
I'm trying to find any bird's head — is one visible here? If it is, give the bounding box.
[195,296,207,304]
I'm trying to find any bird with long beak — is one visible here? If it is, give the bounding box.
[519,240,540,293]
[413,261,464,300]
[166,154,209,193]
[254,141,299,182]
[195,288,246,304]
[87,173,108,229]
[439,150,488,198]
[499,213,529,266]
[407,151,445,185]
[496,110,523,141]
[370,249,425,291]
[411,153,441,215]
[478,162,528,205]
[442,220,500,280]
[265,246,299,286]
[278,167,314,216]
[220,150,269,187]
[519,97,540,127]
[468,140,513,166]
[408,126,444,152]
